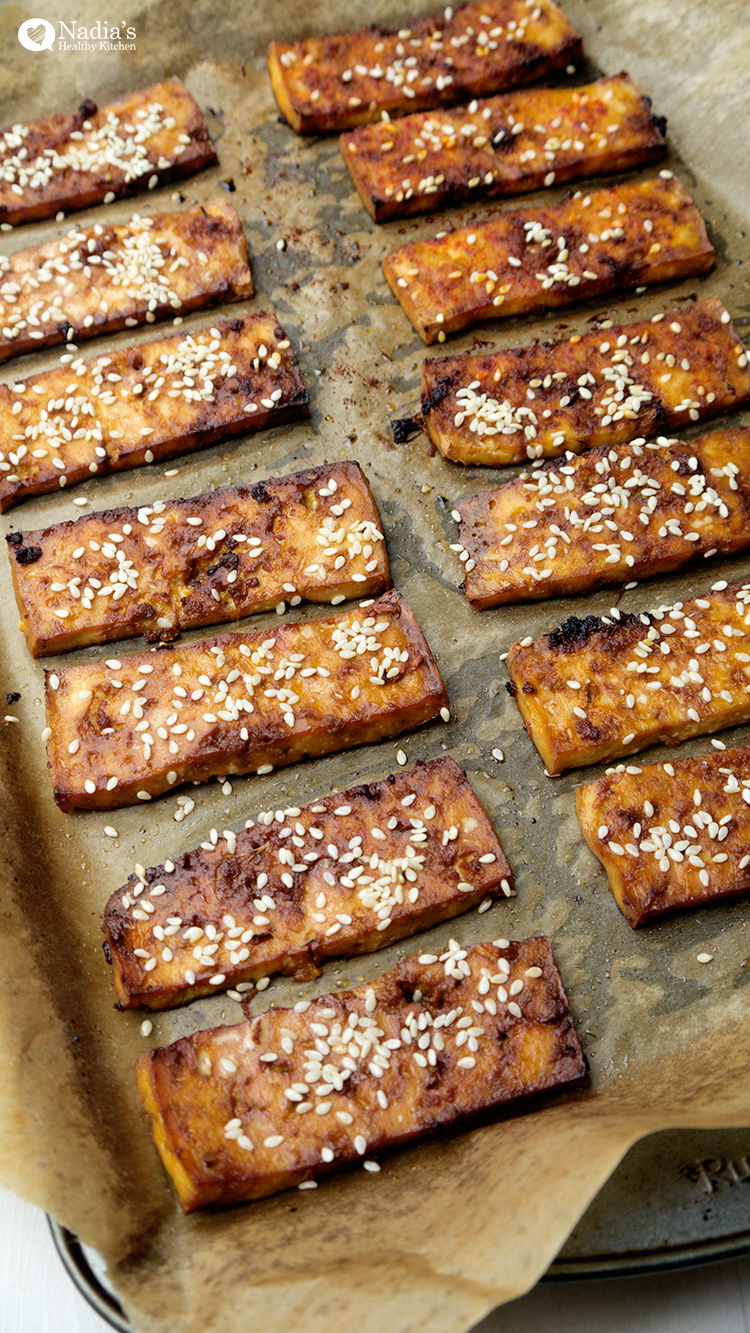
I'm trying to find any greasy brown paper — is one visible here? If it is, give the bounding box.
[0,1,749,1330]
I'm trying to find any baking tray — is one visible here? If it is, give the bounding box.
[48,1123,750,1329]
[2,1,750,1328]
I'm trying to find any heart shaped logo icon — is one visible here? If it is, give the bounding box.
[18,18,55,50]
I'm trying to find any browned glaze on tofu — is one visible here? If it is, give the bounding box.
[0,311,305,513]
[268,0,582,134]
[0,197,253,363]
[421,298,750,465]
[8,462,386,655]
[342,73,666,222]
[104,756,514,1009]
[383,175,714,344]
[576,745,750,926]
[135,936,586,1210]
[507,579,750,774]
[0,78,217,228]
[45,589,448,811]
[453,429,750,608]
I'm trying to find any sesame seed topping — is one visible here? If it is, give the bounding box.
[512,579,750,770]
[0,309,303,505]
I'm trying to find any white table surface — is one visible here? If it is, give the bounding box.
[3,1181,750,1333]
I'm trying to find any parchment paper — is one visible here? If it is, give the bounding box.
[0,2,749,1331]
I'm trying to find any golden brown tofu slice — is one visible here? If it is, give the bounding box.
[0,311,305,513]
[0,78,217,228]
[45,589,448,811]
[268,0,583,135]
[135,936,585,1210]
[8,462,386,655]
[104,756,514,1010]
[453,429,750,608]
[422,297,750,466]
[576,745,750,926]
[342,73,666,223]
[507,579,750,775]
[383,175,714,345]
[0,197,253,363]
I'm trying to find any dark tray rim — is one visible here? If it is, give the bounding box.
[47,1215,750,1329]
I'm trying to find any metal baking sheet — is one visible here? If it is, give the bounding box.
[1,3,750,1331]
[47,1122,750,1327]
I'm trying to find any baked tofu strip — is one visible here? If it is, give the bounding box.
[136,936,585,1209]
[104,756,514,1010]
[453,428,750,609]
[45,589,448,811]
[577,746,750,926]
[0,196,253,363]
[342,74,666,223]
[383,175,714,345]
[421,297,750,465]
[9,462,385,655]
[268,0,582,135]
[0,78,217,229]
[0,311,305,513]
[507,579,750,775]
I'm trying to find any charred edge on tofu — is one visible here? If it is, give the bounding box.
[546,612,648,653]
[6,533,41,564]
[421,375,456,416]
[392,416,423,443]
